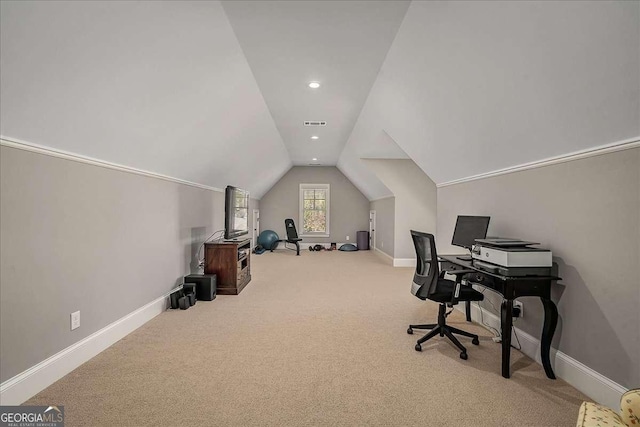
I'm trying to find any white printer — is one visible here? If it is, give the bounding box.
[471,238,552,268]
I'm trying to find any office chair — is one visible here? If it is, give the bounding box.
[407,230,484,360]
[280,218,302,256]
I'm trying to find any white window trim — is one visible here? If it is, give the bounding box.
[299,183,330,238]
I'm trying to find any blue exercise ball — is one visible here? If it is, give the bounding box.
[258,230,280,250]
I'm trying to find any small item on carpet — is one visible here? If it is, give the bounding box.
[339,243,358,251]
[170,287,196,310]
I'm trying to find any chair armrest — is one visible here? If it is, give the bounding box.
[444,270,474,305]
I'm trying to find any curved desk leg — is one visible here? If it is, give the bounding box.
[465,301,471,322]
[540,297,558,379]
[500,300,513,378]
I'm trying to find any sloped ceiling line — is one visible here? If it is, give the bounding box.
[0,1,291,199]
[339,0,640,196]
[222,0,411,168]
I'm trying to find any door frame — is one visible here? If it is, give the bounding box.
[252,209,260,249]
[369,210,376,250]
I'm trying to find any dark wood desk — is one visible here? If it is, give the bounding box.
[439,255,560,379]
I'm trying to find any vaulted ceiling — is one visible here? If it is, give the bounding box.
[221,1,410,167]
[1,1,638,200]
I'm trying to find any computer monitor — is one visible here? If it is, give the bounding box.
[451,215,491,250]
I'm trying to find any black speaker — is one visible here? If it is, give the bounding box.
[183,283,197,296]
[170,291,181,309]
[184,274,216,301]
[187,293,196,306]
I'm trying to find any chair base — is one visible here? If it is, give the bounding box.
[408,304,479,360]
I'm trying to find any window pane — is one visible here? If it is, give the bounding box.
[303,210,326,233]
[301,186,328,234]
[237,197,248,208]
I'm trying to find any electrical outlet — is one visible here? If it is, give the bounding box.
[513,301,523,318]
[71,311,80,330]
[346,236,349,241]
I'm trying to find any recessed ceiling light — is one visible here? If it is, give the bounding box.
[308,81,320,89]
[311,136,319,140]
[312,158,318,161]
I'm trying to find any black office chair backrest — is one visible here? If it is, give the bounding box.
[410,230,440,300]
[284,218,299,240]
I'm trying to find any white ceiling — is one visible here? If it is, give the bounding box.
[340,0,640,198]
[222,1,410,167]
[1,1,638,201]
[0,1,291,199]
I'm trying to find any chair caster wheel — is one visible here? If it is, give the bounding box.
[472,337,479,345]
[415,344,422,352]
[460,352,468,360]
[407,328,413,335]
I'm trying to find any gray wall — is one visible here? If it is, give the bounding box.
[0,146,235,382]
[364,159,437,259]
[437,148,640,388]
[259,166,370,244]
[370,197,395,258]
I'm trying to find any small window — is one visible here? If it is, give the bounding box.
[299,184,330,237]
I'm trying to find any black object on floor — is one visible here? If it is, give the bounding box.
[184,274,217,301]
[276,218,302,255]
[170,291,181,309]
[178,296,189,310]
[357,231,370,250]
[407,230,483,360]
[183,283,196,296]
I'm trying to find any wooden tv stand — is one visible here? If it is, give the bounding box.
[204,238,251,295]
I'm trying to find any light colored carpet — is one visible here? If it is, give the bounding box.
[26,250,587,426]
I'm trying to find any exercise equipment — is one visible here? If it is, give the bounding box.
[339,243,358,251]
[277,218,302,255]
[258,230,280,251]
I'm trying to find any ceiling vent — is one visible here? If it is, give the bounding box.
[304,121,327,126]
[308,163,322,166]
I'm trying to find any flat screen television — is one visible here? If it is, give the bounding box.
[224,186,250,240]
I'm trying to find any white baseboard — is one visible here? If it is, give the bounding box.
[0,287,180,405]
[371,250,415,267]
[462,303,626,409]
[393,258,416,267]
[374,247,394,265]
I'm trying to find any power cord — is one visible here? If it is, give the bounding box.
[511,325,522,351]
[476,288,501,338]
[456,281,525,352]
[475,288,523,351]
